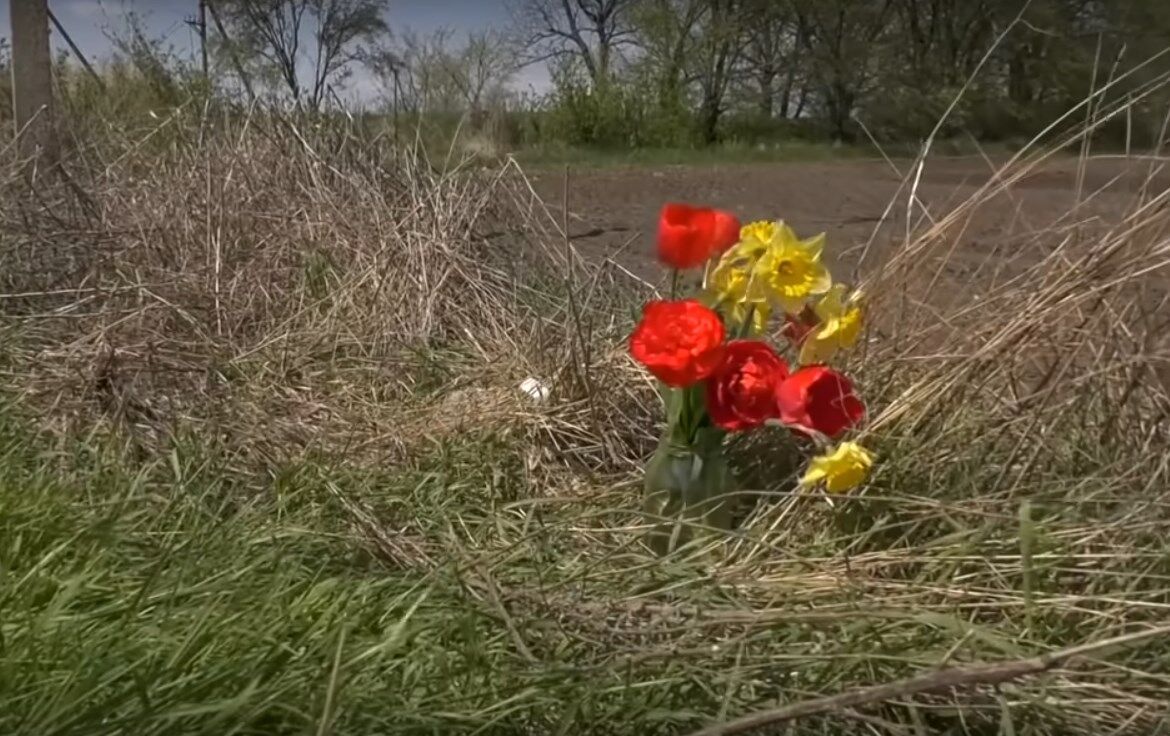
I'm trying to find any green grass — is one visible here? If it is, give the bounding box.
[3,391,1169,735]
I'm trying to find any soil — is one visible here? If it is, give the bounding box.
[527,153,1170,393]
[527,154,1170,287]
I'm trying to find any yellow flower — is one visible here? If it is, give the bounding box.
[708,220,832,332]
[709,261,770,334]
[753,222,832,314]
[732,301,771,335]
[798,285,864,365]
[739,220,777,245]
[800,442,874,494]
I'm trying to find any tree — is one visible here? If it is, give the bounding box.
[442,30,518,124]
[367,29,460,113]
[628,0,748,143]
[106,11,186,104]
[213,0,389,109]
[737,0,804,118]
[793,0,895,141]
[691,0,745,143]
[508,0,638,85]
[986,0,1114,108]
[890,0,996,89]
[629,0,705,109]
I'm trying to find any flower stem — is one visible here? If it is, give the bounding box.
[737,304,757,339]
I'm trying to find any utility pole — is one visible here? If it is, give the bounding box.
[9,0,57,162]
[199,0,209,80]
[187,0,210,83]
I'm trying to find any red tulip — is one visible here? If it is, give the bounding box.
[629,299,726,387]
[776,366,864,439]
[705,340,789,431]
[780,310,817,348]
[657,203,741,270]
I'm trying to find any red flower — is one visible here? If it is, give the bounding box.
[776,366,865,438]
[706,340,790,431]
[629,299,726,387]
[657,203,741,270]
[780,309,817,347]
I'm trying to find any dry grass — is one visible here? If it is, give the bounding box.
[2,92,1170,735]
[0,107,638,467]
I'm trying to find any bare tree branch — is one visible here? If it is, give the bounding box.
[214,0,388,109]
[508,0,637,84]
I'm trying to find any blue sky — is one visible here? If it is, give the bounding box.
[1,0,550,101]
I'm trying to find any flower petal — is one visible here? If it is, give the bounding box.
[801,442,874,493]
[801,232,826,261]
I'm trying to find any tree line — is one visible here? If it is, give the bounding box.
[4,0,1170,149]
[511,0,1170,146]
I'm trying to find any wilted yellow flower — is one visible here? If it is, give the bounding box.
[708,220,831,333]
[709,260,770,334]
[800,441,874,494]
[798,285,864,365]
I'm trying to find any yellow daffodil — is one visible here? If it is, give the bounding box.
[753,222,832,314]
[708,227,772,334]
[739,219,777,246]
[798,284,864,365]
[709,260,770,334]
[707,220,832,334]
[800,442,874,494]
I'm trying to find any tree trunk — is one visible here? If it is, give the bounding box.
[596,42,610,86]
[1008,47,1031,104]
[758,74,774,117]
[826,79,855,142]
[780,67,796,118]
[699,94,721,144]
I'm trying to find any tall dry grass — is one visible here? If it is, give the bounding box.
[1,107,639,465]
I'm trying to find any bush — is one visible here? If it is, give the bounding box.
[720,113,829,146]
[537,62,697,149]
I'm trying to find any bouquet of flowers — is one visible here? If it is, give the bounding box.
[629,203,875,553]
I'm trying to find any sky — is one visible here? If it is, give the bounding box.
[0,0,551,103]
